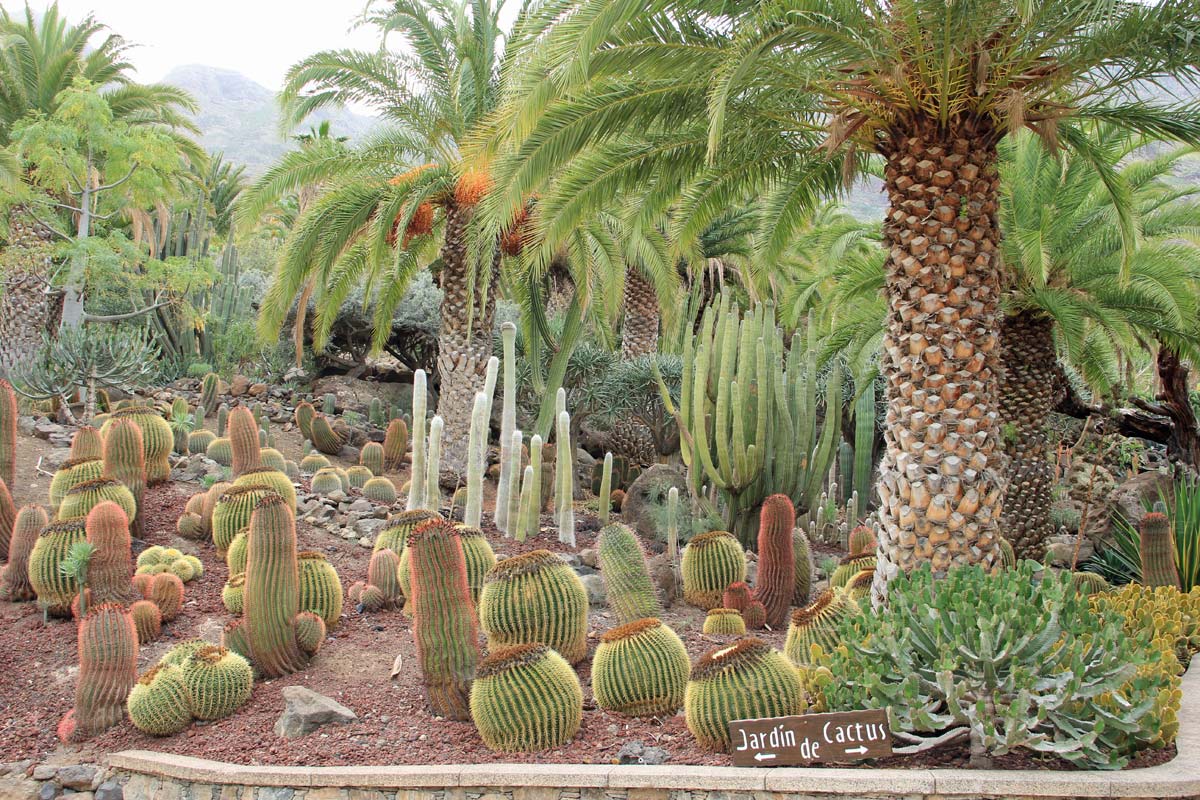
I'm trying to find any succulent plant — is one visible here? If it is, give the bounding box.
[64,603,138,741]
[361,548,403,612]
[299,551,343,628]
[211,486,275,554]
[225,406,262,478]
[456,525,497,603]
[180,645,254,721]
[100,406,173,485]
[1,505,49,601]
[592,618,688,717]
[294,401,315,440]
[685,638,805,752]
[784,589,855,667]
[373,510,441,555]
[755,495,795,628]
[1073,571,1111,596]
[999,537,1017,569]
[222,573,246,614]
[470,644,583,752]
[792,527,815,604]
[69,426,105,461]
[360,442,385,476]
[407,370,429,512]
[177,512,204,540]
[49,457,104,513]
[479,550,589,665]
[101,417,145,536]
[830,553,877,589]
[843,568,876,601]
[346,465,373,489]
[721,581,753,613]
[0,379,14,489]
[495,324,518,534]
[294,610,327,654]
[160,639,211,667]
[703,608,747,635]
[232,467,297,512]
[150,572,185,622]
[84,500,136,605]
[681,530,747,610]
[187,429,216,456]
[299,453,331,474]
[742,600,767,630]
[363,476,397,504]
[130,599,162,644]
[597,522,661,624]
[310,415,344,456]
[310,469,343,497]
[59,478,137,523]
[201,373,219,415]
[383,418,408,471]
[1139,512,1180,589]
[127,664,193,736]
[29,517,87,617]
[206,437,233,466]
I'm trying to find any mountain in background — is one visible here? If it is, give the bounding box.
[163,65,377,174]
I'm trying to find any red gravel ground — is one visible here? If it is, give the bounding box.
[0,427,1181,771]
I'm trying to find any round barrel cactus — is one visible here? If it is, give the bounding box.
[59,478,136,524]
[49,457,103,512]
[360,441,385,475]
[310,469,343,497]
[222,573,246,614]
[456,525,497,603]
[592,618,688,717]
[1,505,49,602]
[784,589,855,667]
[681,530,747,610]
[100,406,173,485]
[830,553,876,589]
[233,467,297,512]
[130,599,162,644]
[206,437,233,466]
[374,510,441,557]
[187,429,216,456]
[703,608,747,635]
[346,465,373,489]
[180,645,254,720]
[299,453,331,474]
[260,448,287,473]
[29,517,87,617]
[298,551,343,628]
[470,644,583,752]
[362,476,397,504]
[150,572,185,622]
[226,530,249,574]
[127,664,194,736]
[211,486,275,554]
[479,550,589,665]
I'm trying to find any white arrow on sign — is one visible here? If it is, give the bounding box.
[843,745,868,756]
[754,753,777,762]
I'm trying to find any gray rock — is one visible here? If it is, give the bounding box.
[578,548,600,569]
[617,741,669,765]
[37,783,58,800]
[558,552,582,568]
[622,465,688,542]
[1109,470,1174,535]
[18,416,37,437]
[258,790,295,800]
[275,687,357,739]
[31,767,56,782]
[355,518,389,538]
[348,498,374,513]
[34,422,66,441]
[94,781,122,800]
[326,490,347,503]
[580,574,607,606]
[55,765,97,791]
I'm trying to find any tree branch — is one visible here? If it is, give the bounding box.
[51,201,85,214]
[24,210,73,243]
[892,727,970,754]
[95,161,139,193]
[83,298,171,323]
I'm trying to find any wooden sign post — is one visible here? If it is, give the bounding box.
[728,710,893,766]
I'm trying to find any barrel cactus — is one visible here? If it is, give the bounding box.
[597,522,661,624]
[101,417,145,535]
[201,372,220,414]
[592,618,689,717]
[346,465,373,489]
[374,510,441,555]
[1073,571,1111,596]
[685,638,805,752]
[830,553,876,589]
[130,599,162,643]
[703,609,747,635]
[359,548,403,611]
[100,406,173,485]
[29,517,87,617]
[227,406,263,477]
[187,429,216,456]
[360,442,385,475]
[69,426,105,461]
[383,418,408,470]
[299,551,343,628]
[299,453,331,474]
[49,457,104,513]
[755,495,795,628]
[127,665,193,736]
[479,550,589,665]
[310,469,343,497]
[294,401,315,440]
[212,486,275,554]
[470,644,583,753]
[310,415,344,455]
[784,589,855,667]
[59,478,136,523]
[150,572,185,622]
[457,525,497,603]
[233,467,297,512]
[999,537,1017,569]
[177,512,204,540]
[84,500,136,605]
[1139,512,1180,589]
[222,573,246,614]
[63,603,138,741]
[1,505,49,601]
[180,645,254,721]
[206,437,233,466]
[742,600,767,630]
[847,524,878,556]
[681,530,747,610]
[363,476,397,504]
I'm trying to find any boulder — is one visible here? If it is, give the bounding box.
[229,375,251,397]
[580,573,607,606]
[1110,470,1174,532]
[274,687,357,739]
[55,765,98,791]
[621,464,688,542]
[617,741,669,765]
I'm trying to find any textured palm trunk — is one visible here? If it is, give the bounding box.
[872,120,1006,599]
[0,208,64,376]
[998,311,1062,561]
[620,266,660,358]
[435,202,497,478]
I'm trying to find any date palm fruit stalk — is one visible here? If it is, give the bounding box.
[200,373,219,415]
[358,442,384,477]
[424,415,444,512]
[2,505,49,601]
[0,378,14,487]
[130,599,162,643]
[180,645,253,721]
[495,323,518,533]
[29,517,87,617]
[64,603,137,741]
[784,589,855,667]
[470,644,582,753]
[479,550,589,664]
[299,551,343,629]
[102,418,145,537]
[126,665,193,736]
[100,406,173,485]
[363,476,397,504]
[150,572,185,622]
[792,527,815,604]
[383,418,408,471]
[84,501,136,605]
[555,409,575,546]
[309,414,344,456]
[465,392,489,528]
[227,406,263,478]
[592,618,688,717]
[49,457,103,513]
[685,637,805,752]
[598,522,661,623]
[211,486,274,554]
[681,530,747,610]
[1140,512,1181,589]
[703,608,747,635]
[233,467,297,513]
[59,478,136,524]
[406,369,429,511]
[243,494,320,677]
[409,518,480,720]
[756,494,796,628]
[456,524,497,603]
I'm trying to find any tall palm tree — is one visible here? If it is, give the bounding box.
[481,0,1200,589]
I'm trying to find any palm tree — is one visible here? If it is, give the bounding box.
[481,0,1200,588]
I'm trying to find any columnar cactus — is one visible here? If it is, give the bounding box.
[260,447,286,473]
[504,430,522,536]
[102,418,145,536]
[383,418,408,471]
[665,486,681,602]
[847,524,878,556]
[322,392,336,414]
[212,486,274,554]
[101,406,173,485]
[519,434,544,540]
[792,527,815,604]
[150,572,185,622]
[299,551,343,628]
[243,495,319,677]
[555,408,575,546]
[2,505,49,601]
[59,478,137,523]
[681,530,747,610]
[180,645,254,720]
[228,406,263,477]
[84,501,135,605]
[592,618,688,717]
[598,522,662,623]
[233,466,297,511]
[369,397,385,427]
[29,517,87,617]
[363,476,397,504]
[309,415,344,456]
[1140,512,1180,589]
[406,369,428,511]
[126,665,193,736]
[515,464,535,542]
[470,644,583,752]
[408,519,481,720]
[479,550,589,664]
[598,453,614,527]
[64,603,138,741]
[465,392,488,528]
[0,378,15,488]
[685,638,805,752]
[201,372,219,414]
[130,599,162,643]
[293,400,315,440]
[755,494,795,628]
[70,426,104,461]
[50,457,104,513]
[703,608,747,635]
[217,404,229,437]
[424,416,444,511]
[784,589,855,667]
[495,323,518,533]
[450,524,496,602]
[0,478,11,561]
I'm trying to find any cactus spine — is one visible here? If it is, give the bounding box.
[200,373,219,414]
[0,379,15,488]
[681,530,747,609]
[424,415,443,511]
[756,494,795,628]
[598,452,613,527]
[516,464,534,542]
[2,505,49,601]
[598,523,661,623]
[102,418,145,537]
[1139,512,1180,589]
[406,369,428,511]
[309,415,344,455]
[465,392,488,528]
[228,406,263,477]
[555,409,575,546]
[479,550,589,665]
[504,430,522,536]
[409,519,480,720]
[360,441,385,476]
[298,551,343,628]
[592,618,688,717]
[66,603,138,741]
[470,644,583,753]
[127,665,193,736]
[85,501,135,605]
[29,517,87,617]
[495,323,518,533]
[383,418,408,471]
[294,401,315,440]
[101,406,173,485]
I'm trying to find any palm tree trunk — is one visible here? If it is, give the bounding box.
[873,120,1006,597]
[435,202,497,478]
[0,208,64,376]
[998,310,1062,561]
[621,266,660,358]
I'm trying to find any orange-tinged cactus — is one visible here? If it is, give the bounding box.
[228,406,263,478]
[85,501,136,605]
[102,418,146,537]
[756,494,795,628]
[65,603,138,741]
[2,505,48,601]
[0,378,15,488]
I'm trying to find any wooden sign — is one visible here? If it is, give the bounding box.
[729,709,892,766]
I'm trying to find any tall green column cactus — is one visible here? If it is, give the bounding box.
[360,442,385,476]
[496,323,518,533]
[592,618,689,717]
[1139,512,1181,589]
[465,392,488,528]
[217,404,229,437]
[201,373,219,414]
[102,418,145,537]
[228,406,263,477]
[243,494,318,677]
[406,369,429,511]
[408,519,480,720]
[298,551,343,629]
[383,418,408,471]
[756,494,795,628]
[369,397,385,427]
[294,401,315,440]
[853,378,876,515]
[681,530,747,609]
[598,453,614,527]
[470,644,583,753]
[556,409,575,546]
[479,550,589,664]
[233,467,297,512]
[0,378,16,488]
[70,427,104,461]
[2,505,49,601]
[425,415,444,512]
[598,523,661,623]
[523,434,544,539]
[666,487,681,602]
[84,501,135,605]
[63,603,138,741]
[29,517,87,617]
[322,393,337,415]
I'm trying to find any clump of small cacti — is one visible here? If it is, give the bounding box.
[1,505,49,601]
[299,551,343,628]
[363,476,397,504]
[310,468,343,497]
[470,644,583,752]
[597,522,661,624]
[100,406,173,485]
[126,665,193,736]
[685,638,805,752]
[346,465,373,488]
[59,478,136,523]
[233,466,297,512]
[360,442,385,476]
[211,486,275,554]
[102,417,145,536]
[180,645,254,720]
[703,608,747,635]
[309,415,344,455]
[1139,512,1180,589]
[130,599,162,643]
[29,517,87,617]
[206,437,233,466]
[755,494,795,628]
[299,453,331,474]
[61,603,138,742]
[592,618,688,717]
[479,550,589,665]
[792,527,815,604]
[681,530,747,610]
[784,589,854,667]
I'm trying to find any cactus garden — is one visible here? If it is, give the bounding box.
[3,0,1200,785]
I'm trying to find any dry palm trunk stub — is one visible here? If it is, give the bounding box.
[610,266,660,466]
[873,119,1006,600]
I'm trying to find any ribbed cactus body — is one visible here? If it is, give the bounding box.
[294,401,315,440]
[244,495,313,677]
[309,469,342,497]
[206,437,233,466]
[592,619,688,717]
[217,404,229,436]
[455,525,497,603]
[0,478,11,561]
[233,467,297,512]
[222,573,246,614]
[59,478,136,523]
[722,582,753,612]
[685,638,805,752]
[1073,571,1111,595]
[299,453,330,474]
[70,426,104,461]
[742,601,767,630]
[479,550,589,665]
[360,442,385,476]
[470,644,582,752]
[29,517,87,616]
[201,373,219,414]
[130,599,162,643]
[843,568,875,601]
[228,406,263,477]
[363,477,397,503]
[102,418,145,536]
[260,448,286,473]
[409,519,480,720]
[784,589,854,667]
[180,645,254,720]
[999,537,1016,569]
[383,418,408,470]
[756,495,795,628]
[2,505,49,601]
[310,415,344,455]
[0,378,14,488]
[177,512,204,540]
[50,457,103,512]
[847,525,878,556]
[151,572,185,622]
[830,554,876,589]
[84,500,135,605]
[299,551,343,628]
[681,531,747,610]
[322,393,337,415]
[792,527,815,604]
[346,465,373,488]
[127,665,193,736]
[597,523,661,623]
[70,603,138,740]
[187,429,216,455]
[1140,512,1180,589]
[703,609,747,635]
[101,406,172,485]
[374,510,440,554]
[212,486,274,554]
[294,611,326,654]
[365,548,403,610]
